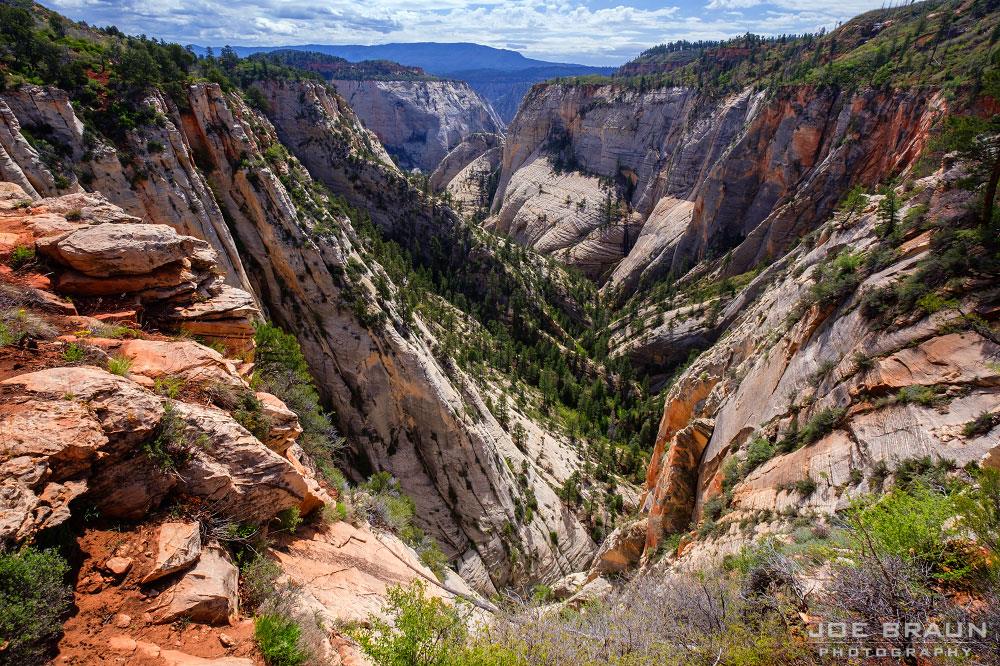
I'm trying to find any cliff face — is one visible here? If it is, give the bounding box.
[0,78,596,593]
[331,79,503,172]
[0,184,483,664]
[639,160,1000,565]
[0,86,255,297]
[429,132,504,218]
[490,82,941,291]
[183,81,596,592]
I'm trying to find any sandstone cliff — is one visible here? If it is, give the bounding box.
[0,76,597,593]
[638,158,1000,568]
[490,82,940,292]
[429,132,504,219]
[0,183,488,664]
[331,79,503,172]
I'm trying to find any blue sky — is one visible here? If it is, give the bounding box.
[44,0,892,65]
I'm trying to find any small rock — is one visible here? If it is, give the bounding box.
[79,574,104,594]
[105,556,133,576]
[113,613,132,629]
[142,521,201,584]
[218,633,236,648]
[109,636,138,653]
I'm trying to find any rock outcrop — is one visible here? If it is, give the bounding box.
[639,163,1000,564]
[331,79,503,172]
[0,188,489,663]
[490,83,941,291]
[0,86,254,295]
[429,132,503,217]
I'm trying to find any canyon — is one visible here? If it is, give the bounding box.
[0,0,998,663]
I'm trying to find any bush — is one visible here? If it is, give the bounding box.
[808,250,864,307]
[954,467,1000,555]
[791,477,817,497]
[61,342,85,363]
[105,354,132,376]
[744,436,775,474]
[796,407,844,447]
[0,547,72,664]
[846,485,970,584]
[895,384,944,406]
[352,581,469,666]
[240,554,283,614]
[274,507,302,534]
[254,613,308,666]
[963,411,999,438]
[6,245,35,269]
[142,401,201,470]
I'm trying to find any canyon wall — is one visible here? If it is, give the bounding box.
[331,79,503,172]
[639,161,1000,566]
[0,80,595,593]
[490,82,941,292]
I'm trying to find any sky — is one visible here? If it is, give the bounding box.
[43,0,894,65]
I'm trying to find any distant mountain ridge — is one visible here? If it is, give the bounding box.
[191,42,615,121]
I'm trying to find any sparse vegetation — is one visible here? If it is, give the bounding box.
[6,245,35,270]
[963,411,999,438]
[142,401,201,470]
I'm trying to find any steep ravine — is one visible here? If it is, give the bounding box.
[0,79,597,593]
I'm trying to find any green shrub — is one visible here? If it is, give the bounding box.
[254,613,308,666]
[846,485,970,584]
[895,384,944,406]
[153,375,185,398]
[797,407,844,447]
[232,390,272,442]
[6,245,35,269]
[416,540,449,582]
[240,554,283,614]
[808,250,864,307]
[275,507,302,533]
[963,411,999,438]
[61,342,85,363]
[142,401,201,470]
[852,351,875,372]
[352,581,468,666]
[791,477,818,497]
[105,354,132,376]
[0,547,72,664]
[744,436,776,474]
[703,495,726,521]
[954,467,1000,555]
[893,456,954,490]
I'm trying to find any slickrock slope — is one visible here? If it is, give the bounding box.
[639,161,1000,567]
[491,82,940,288]
[331,79,503,172]
[0,186,482,664]
[429,132,504,218]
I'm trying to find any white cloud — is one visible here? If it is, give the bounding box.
[43,0,889,65]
